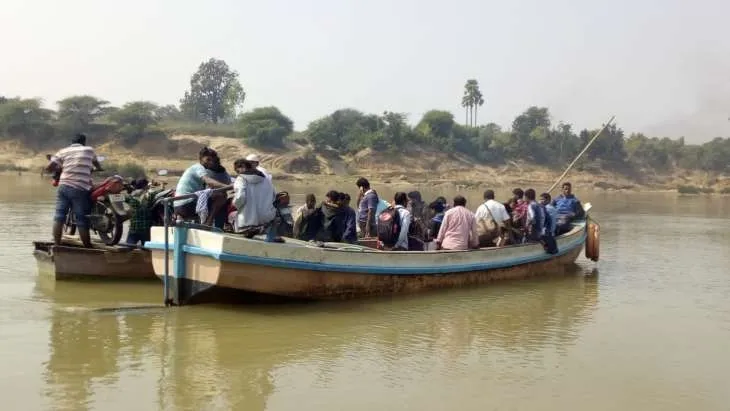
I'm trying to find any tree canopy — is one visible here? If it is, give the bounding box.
[238,106,294,148]
[56,95,110,135]
[180,58,245,124]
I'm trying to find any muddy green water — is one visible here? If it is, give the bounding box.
[1,175,729,411]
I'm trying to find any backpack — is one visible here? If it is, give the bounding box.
[377,206,401,247]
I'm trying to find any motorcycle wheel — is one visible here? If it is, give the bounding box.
[64,212,77,236]
[93,201,124,246]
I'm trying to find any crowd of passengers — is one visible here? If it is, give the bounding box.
[135,147,586,252]
[44,133,585,251]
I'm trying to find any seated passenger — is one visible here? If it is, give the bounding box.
[428,200,446,239]
[232,158,277,240]
[406,191,428,244]
[552,182,585,235]
[524,189,546,243]
[435,195,479,251]
[274,191,294,238]
[293,194,320,241]
[340,193,358,244]
[316,191,345,242]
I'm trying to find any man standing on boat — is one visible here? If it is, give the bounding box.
[475,189,512,247]
[435,195,479,251]
[45,133,103,248]
[524,189,546,243]
[356,177,379,238]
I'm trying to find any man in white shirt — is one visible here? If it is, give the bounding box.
[245,153,272,182]
[474,189,512,246]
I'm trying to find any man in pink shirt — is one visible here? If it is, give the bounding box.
[435,195,479,251]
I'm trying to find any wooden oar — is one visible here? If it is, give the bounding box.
[546,115,616,194]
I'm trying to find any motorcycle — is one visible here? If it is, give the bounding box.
[62,175,133,246]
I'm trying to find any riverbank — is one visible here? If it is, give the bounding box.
[3,135,729,194]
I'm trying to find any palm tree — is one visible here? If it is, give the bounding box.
[472,89,484,127]
[462,79,478,127]
[461,92,472,126]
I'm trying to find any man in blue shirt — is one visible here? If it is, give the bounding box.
[540,192,558,237]
[174,147,231,224]
[551,182,585,235]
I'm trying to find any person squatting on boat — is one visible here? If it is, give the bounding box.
[45,133,104,248]
[174,147,231,227]
[232,158,279,241]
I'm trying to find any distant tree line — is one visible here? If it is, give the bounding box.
[1,59,728,175]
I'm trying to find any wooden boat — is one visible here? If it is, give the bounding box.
[145,206,598,305]
[33,238,156,280]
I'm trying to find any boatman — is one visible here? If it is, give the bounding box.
[551,182,585,235]
[45,133,103,248]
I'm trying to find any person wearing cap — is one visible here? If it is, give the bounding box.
[45,133,103,248]
[245,154,272,182]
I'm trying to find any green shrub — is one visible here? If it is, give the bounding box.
[101,161,147,178]
[159,121,239,138]
[720,187,730,194]
[677,185,715,194]
[677,185,701,194]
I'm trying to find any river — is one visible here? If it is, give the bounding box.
[1,175,729,411]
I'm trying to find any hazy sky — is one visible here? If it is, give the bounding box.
[2,0,729,142]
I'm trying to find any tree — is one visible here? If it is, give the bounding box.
[580,123,627,165]
[155,104,183,122]
[379,111,408,149]
[56,95,110,134]
[0,97,54,145]
[461,79,484,127]
[109,101,160,145]
[180,58,246,124]
[416,110,456,148]
[238,106,294,148]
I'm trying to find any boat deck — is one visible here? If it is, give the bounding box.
[33,237,155,280]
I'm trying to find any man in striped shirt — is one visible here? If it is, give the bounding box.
[45,134,103,248]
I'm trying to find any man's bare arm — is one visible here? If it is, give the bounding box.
[202,176,229,189]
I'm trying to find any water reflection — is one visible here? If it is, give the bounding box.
[39,267,598,411]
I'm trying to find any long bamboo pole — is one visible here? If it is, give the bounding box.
[546,115,616,194]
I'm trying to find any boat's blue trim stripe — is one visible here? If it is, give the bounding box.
[145,233,586,275]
